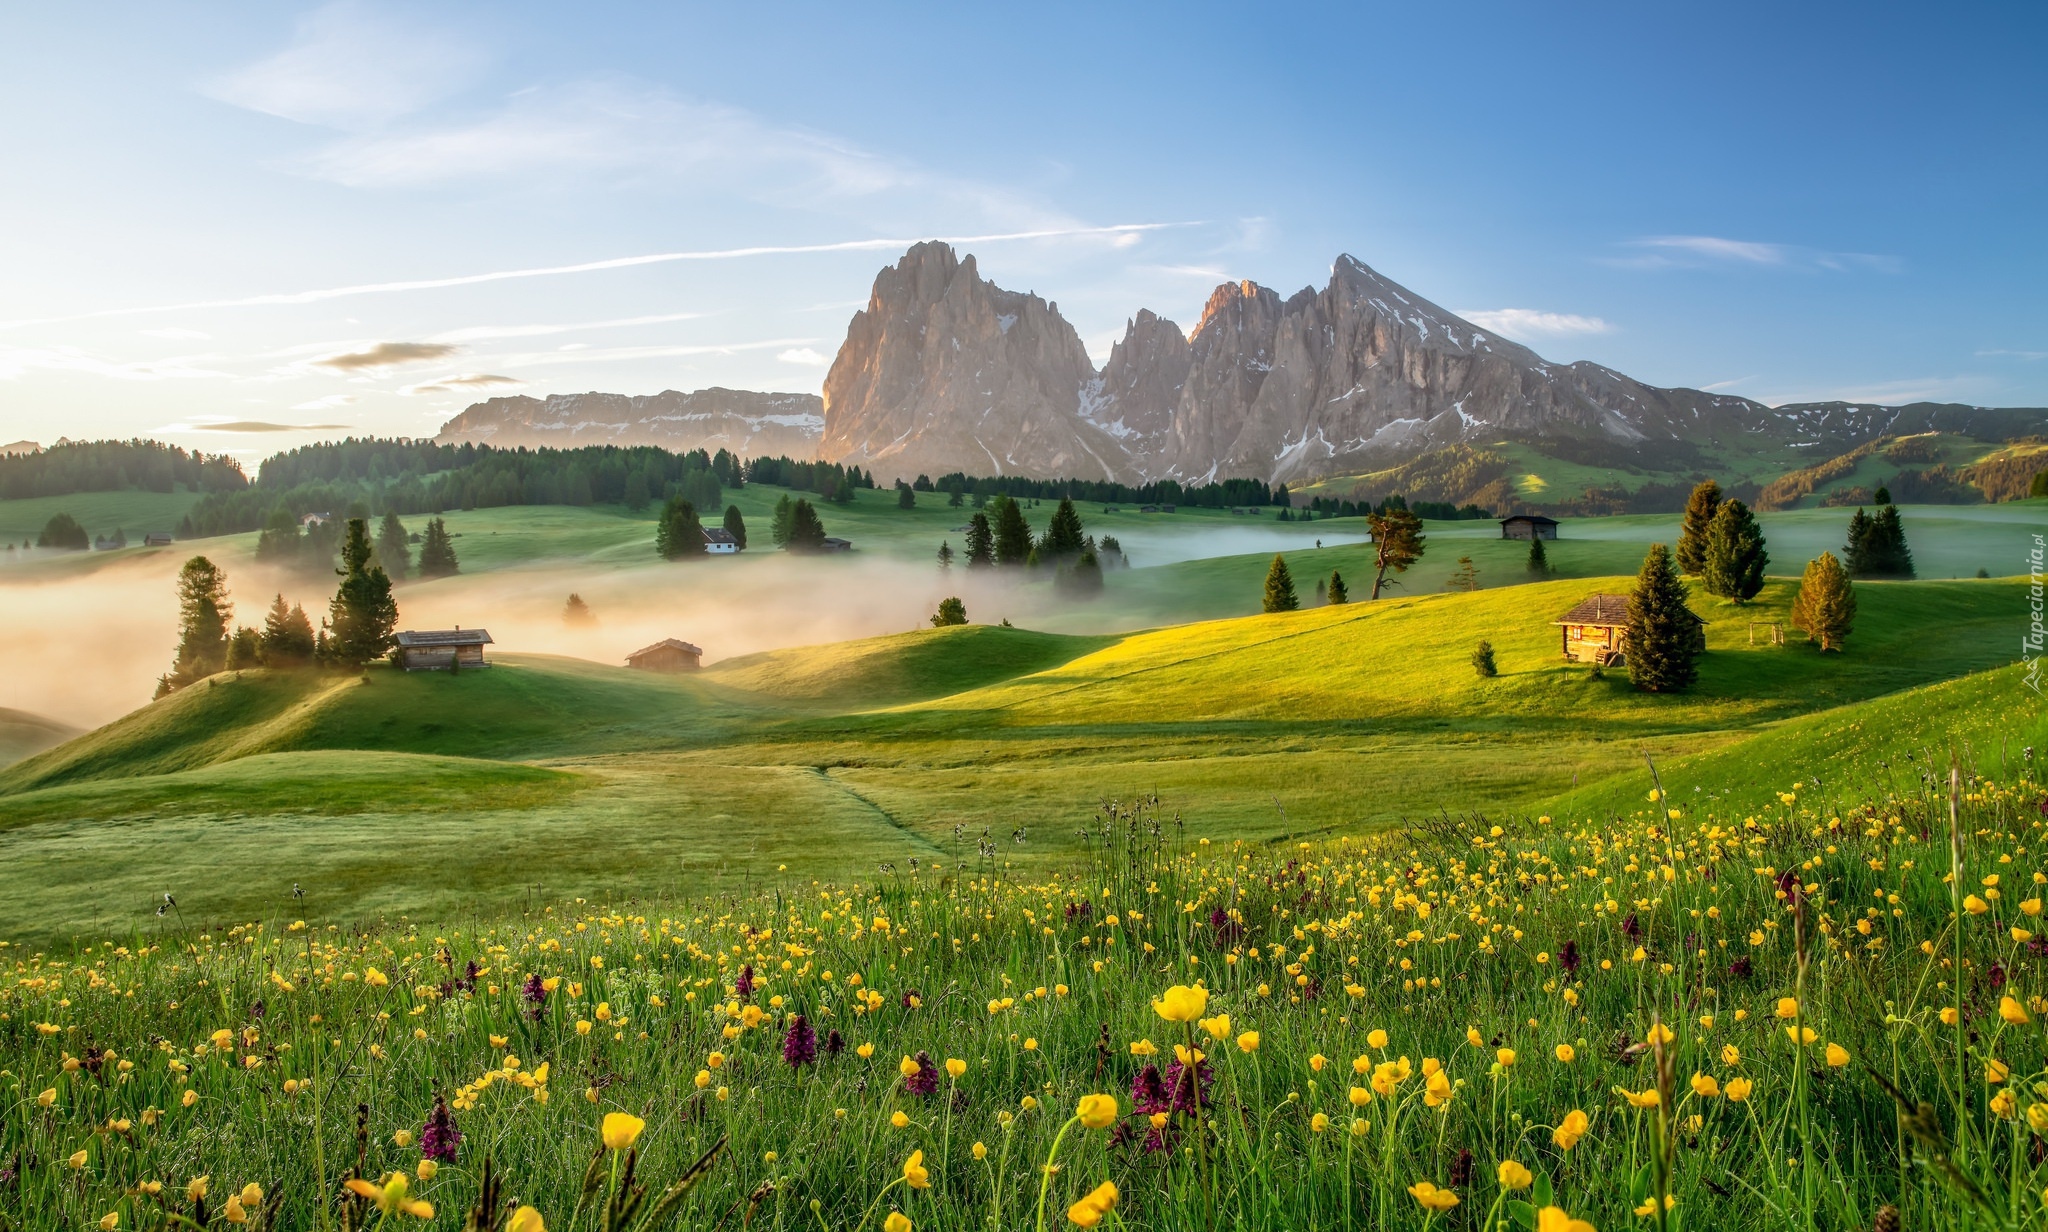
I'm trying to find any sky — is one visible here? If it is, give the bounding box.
[1,0,2044,457]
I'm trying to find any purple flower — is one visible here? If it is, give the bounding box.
[904,1050,940,1097]
[420,1095,461,1163]
[1130,1064,1170,1115]
[734,964,755,1001]
[783,1015,817,1069]
[1557,939,1581,976]
[824,1029,845,1056]
[522,973,548,1020]
[1163,1052,1213,1115]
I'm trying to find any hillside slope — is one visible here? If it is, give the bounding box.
[700,624,1115,708]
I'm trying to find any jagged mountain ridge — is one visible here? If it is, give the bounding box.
[437,388,822,456]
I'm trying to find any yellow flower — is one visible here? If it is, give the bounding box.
[187,1178,210,1203]
[1067,1181,1118,1228]
[1726,1078,1754,1102]
[223,1197,247,1225]
[903,1150,930,1189]
[1153,984,1208,1023]
[1349,1086,1372,1107]
[1237,1031,1261,1053]
[1408,1181,1460,1212]
[2028,1103,2048,1134]
[857,1043,876,1059]
[364,968,389,987]
[891,1111,910,1129]
[345,1174,433,1219]
[1774,997,1800,1020]
[417,1160,437,1181]
[1721,1045,1741,1067]
[1198,1014,1232,1040]
[1644,1022,1675,1046]
[183,1089,200,1108]
[1785,1026,1818,1045]
[601,1112,646,1151]
[1538,1207,1597,1232]
[1498,1160,1533,1190]
[1466,1027,1485,1047]
[2002,996,2033,1025]
[1635,1195,1677,1217]
[1496,1048,1517,1068]
[1553,1109,1590,1150]
[1076,1094,1119,1129]
[69,1150,89,1170]
[946,1058,968,1079]
[1992,1089,2018,1119]
[899,1055,922,1078]
[1312,1112,1331,1133]
[1690,1073,1721,1098]
[100,1216,119,1232]
[1129,1039,1158,1057]
[1965,895,1990,915]
[1309,1053,1329,1071]
[1554,1044,1575,1064]
[1619,1087,1662,1109]
[884,1214,912,1232]
[971,1141,989,1161]
[1367,1029,1389,1049]
[506,1207,546,1232]
[1824,1043,1850,1068]
[1988,1059,2011,1084]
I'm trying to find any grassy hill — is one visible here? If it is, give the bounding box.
[0,708,81,768]
[700,623,1115,707]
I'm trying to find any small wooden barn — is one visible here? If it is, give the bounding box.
[702,528,739,554]
[626,638,703,672]
[1500,514,1559,541]
[393,627,492,671]
[1553,593,1702,666]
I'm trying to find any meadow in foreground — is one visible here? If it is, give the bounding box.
[5,759,2047,1231]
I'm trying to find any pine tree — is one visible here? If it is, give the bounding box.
[965,513,994,568]
[623,470,651,512]
[786,499,827,552]
[1315,577,1327,604]
[1043,499,1086,559]
[1842,507,1874,574]
[655,497,706,561]
[37,512,88,550]
[1328,571,1348,604]
[1446,556,1480,592]
[260,594,315,665]
[723,505,748,550]
[1700,498,1768,602]
[1675,480,1723,575]
[991,497,1033,566]
[2031,469,2048,499]
[1625,543,1700,693]
[325,519,399,668]
[375,511,410,581]
[416,518,459,578]
[771,495,795,548]
[897,482,916,510]
[1868,504,1915,577]
[1056,549,1105,599]
[1263,554,1299,612]
[1791,551,1856,652]
[158,555,232,696]
[1527,535,1550,575]
[1471,640,1497,677]
[225,627,263,670]
[936,541,954,571]
[930,596,968,627]
[1366,508,1425,599]
[563,594,597,626]
[1098,535,1125,568]
[254,508,302,567]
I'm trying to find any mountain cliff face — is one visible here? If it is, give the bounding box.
[819,241,1130,479]
[437,389,821,455]
[816,246,1783,485]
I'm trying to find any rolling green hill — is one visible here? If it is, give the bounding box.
[700,623,1115,707]
[0,708,81,768]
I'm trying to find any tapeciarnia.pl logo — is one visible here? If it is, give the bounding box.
[2027,533,2045,695]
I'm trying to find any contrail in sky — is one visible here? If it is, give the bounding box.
[0,223,1195,331]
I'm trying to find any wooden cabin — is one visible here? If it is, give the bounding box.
[143,532,174,547]
[626,638,703,672]
[393,627,493,671]
[820,537,853,553]
[702,528,739,554]
[1500,514,1559,541]
[1553,593,1702,666]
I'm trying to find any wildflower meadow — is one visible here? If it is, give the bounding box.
[6,769,2048,1231]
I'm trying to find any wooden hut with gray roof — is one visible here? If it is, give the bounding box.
[1553,593,1702,667]
[393,627,493,671]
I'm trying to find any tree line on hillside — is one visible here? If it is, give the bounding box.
[253,508,459,579]
[0,439,247,500]
[155,518,402,698]
[928,496,1108,597]
[898,470,1284,511]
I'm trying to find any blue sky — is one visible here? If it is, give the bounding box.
[2,1,2043,454]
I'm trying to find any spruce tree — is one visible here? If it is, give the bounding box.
[991,497,1033,566]
[655,497,706,560]
[1675,480,1723,575]
[158,555,232,695]
[723,505,748,550]
[1842,508,1875,574]
[1056,549,1105,599]
[930,596,968,627]
[1527,535,1550,576]
[1868,504,1915,577]
[325,519,399,668]
[563,594,597,626]
[375,511,410,581]
[416,518,459,578]
[1700,498,1768,602]
[1328,571,1348,604]
[225,627,263,670]
[1315,577,1327,604]
[254,507,302,567]
[936,541,954,571]
[1043,499,1086,559]
[1790,551,1856,652]
[965,513,994,568]
[37,512,88,550]
[1624,543,1700,693]
[1263,554,1299,612]
[897,482,915,510]
[260,594,316,665]
[786,499,827,551]
[770,495,795,547]
[1471,640,1497,677]
[1446,556,1480,592]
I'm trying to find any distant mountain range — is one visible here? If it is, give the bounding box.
[438,243,2048,497]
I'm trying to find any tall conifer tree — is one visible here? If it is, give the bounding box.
[1675,480,1723,575]
[965,513,994,568]
[1625,543,1700,693]
[1791,551,1856,651]
[1263,555,1299,612]
[1701,498,1768,602]
[157,555,232,696]
[325,520,398,668]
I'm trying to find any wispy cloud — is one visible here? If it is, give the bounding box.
[289,394,358,410]
[312,341,458,370]
[139,327,212,340]
[1456,308,1613,339]
[429,312,708,344]
[399,373,525,396]
[190,419,353,432]
[1977,348,2047,361]
[203,1,488,130]
[0,345,229,382]
[491,338,820,371]
[1761,376,1980,407]
[1611,235,1900,274]
[0,224,1191,332]
[1698,376,1756,392]
[776,347,830,366]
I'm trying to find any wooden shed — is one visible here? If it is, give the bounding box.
[626,638,703,672]
[1553,593,1702,666]
[1500,514,1559,541]
[393,628,492,671]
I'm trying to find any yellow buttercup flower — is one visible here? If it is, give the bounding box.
[1554,1044,1575,1063]
[884,1214,912,1232]
[1538,1206,1597,1232]
[1067,1181,1118,1228]
[1153,984,1208,1023]
[1619,1087,1662,1109]
[1237,1031,1261,1053]
[1824,1043,1850,1068]
[1690,1073,1721,1098]
[1367,1029,1389,1049]
[1076,1093,1119,1129]
[945,1058,967,1079]
[1774,997,1800,1020]
[1553,1109,1590,1150]
[903,1150,930,1189]
[507,1208,545,1232]
[1408,1181,1460,1212]
[2002,996,2032,1025]
[899,1055,922,1078]
[1726,1078,1754,1101]
[1498,1160,1533,1189]
[1198,1014,1232,1040]
[600,1112,645,1151]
